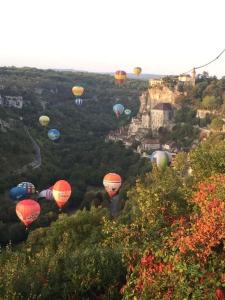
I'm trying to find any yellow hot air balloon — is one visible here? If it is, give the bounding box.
[133,67,142,76]
[72,86,84,97]
[39,115,50,127]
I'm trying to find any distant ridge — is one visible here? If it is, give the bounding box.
[53,68,164,80]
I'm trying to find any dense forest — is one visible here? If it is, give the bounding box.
[0,68,224,299]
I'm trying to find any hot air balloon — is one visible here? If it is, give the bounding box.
[52,180,71,209]
[9,186,27,201]
[103,173,122,198]
[150,151,171,171]
[133,67,142,76]
[17,182,35,194]
[38,187,53,200]
[113,104,124,118]
[16,199,41,227]
[124,108,131,116]
[72,86,84,97]
[75,98,83,106]
[39,115,50,127]
[48,129,60,141]
[114,70,127,85]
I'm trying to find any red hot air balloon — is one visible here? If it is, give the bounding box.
[16,199,41,227]
[52,180,71,209]
[103,173,122,198]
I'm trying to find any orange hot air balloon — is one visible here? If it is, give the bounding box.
[133,67,142,76]
[16,199,41,227]
[114,70,127,85]
[103,173,122,198]
[52,180,71,208]
[72,86,84,97]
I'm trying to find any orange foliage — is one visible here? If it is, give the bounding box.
[171,175,225,260]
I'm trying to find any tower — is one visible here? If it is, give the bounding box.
[192,68,196,86]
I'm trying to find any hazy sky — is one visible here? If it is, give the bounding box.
[0,0,224,77]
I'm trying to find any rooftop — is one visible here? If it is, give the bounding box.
[152,103,172,110]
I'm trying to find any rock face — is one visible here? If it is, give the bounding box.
[128,84,180,137]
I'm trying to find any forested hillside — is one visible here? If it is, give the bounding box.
[0,67,149,245]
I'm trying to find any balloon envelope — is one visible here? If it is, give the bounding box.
[103,173,122,198]
[75,98,83,106]
[38,188,53,200]
[52,180,72,208]
[113,104,124,118]
[48,129,60,141]
[124,108,131,115]
[150,151,171,171]
[114,71,127,85]
[16,199,41,226]
[133,67,142,76]
[72,86,84,97]
[39,115,50,126]
[10,186,27,201]
[17,182,35,194]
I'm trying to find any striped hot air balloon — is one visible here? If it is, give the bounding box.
[16,199,41,227]
[103,173,122,198]
[38,187,53,200]
[52,180,72,209]
[75,98,83,106]
[114,70,127,85]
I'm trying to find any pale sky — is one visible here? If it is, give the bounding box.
[0,0,224,77]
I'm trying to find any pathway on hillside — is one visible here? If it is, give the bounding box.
[23,125,41,169]
[12,125,42,176]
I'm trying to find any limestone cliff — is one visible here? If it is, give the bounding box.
[148,86,181,107]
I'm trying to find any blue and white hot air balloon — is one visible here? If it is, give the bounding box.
[48,129,60,141]
[9,186,27,201]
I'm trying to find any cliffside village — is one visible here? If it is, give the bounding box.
[106,69,219,161]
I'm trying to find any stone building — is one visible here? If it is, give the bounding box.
[151,103,173,133]
[3,96,23,109]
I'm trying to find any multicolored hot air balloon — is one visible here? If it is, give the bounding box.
[75,98,83,106]
[48,129,60,141]
[133,67,142,76]
[16,199,41,227]
[52,180,71,209]
[72,86,84,97]
[150,151,172,171]
[9,186,27,201]
[103,173,122,198]
[114,70,127,85]
[17,182,35,194]
[39,115,50,127]
[124,108,131,116]
[113,103,124,118]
